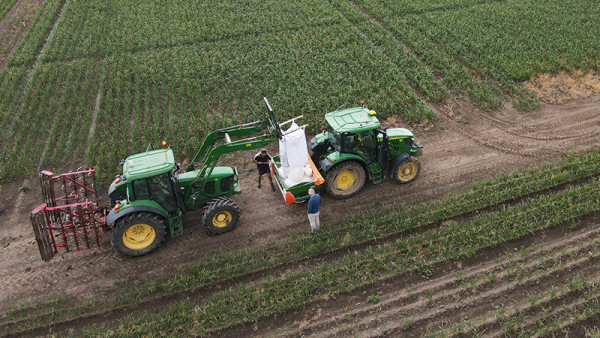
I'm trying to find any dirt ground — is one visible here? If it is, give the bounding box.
[1,1,600,334]
[0,93,599,317]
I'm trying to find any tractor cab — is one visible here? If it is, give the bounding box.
[309,104,422,199]
[107,148,186,250]
[324,107,381,163]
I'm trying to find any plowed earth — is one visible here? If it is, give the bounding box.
[2,1,600,335]
[0,94,599,335]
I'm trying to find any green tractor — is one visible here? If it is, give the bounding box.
[106,99,282,257]
[309,103,422,199]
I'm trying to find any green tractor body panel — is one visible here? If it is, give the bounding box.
[381,128,423,157]
[325,107,380,133]
[324,151,366,167]
[179,166,241,211]
[107,198,170,227]
[122,149,175,181]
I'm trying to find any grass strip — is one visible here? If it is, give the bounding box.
[3,150,600,335]
[136,151,600,297]
[89,177,600,336]
[0,0,18,21]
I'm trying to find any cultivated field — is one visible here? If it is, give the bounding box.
[0,0,599,336]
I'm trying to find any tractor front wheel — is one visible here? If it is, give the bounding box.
[325,161,366,199]
[202,197,240,235]
[393,157,420,184]
[111,212,167,257]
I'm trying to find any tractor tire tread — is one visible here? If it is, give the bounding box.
[202,197,240,235]
[392,157,420,184]
[110,211,167,257]
[325,161,366,200]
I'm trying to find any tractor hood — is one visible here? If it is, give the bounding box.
[385,128,414,140]
[177,166,236,189]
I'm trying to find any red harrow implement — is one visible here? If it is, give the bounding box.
[30,168,107,262]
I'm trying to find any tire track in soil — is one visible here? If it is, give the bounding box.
[2,98,598,309]
[245,213,600,337]
[0,0,41,69]
[0,94,599,325]
[6,157,598,337]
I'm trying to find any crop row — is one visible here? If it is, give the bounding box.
[354,0,600,109]
[4,149,600,335]
[35,0,341,64]
[91,175,600,336]
[129,149,600,299]
[0,0,17,22]
[0,0,439,180]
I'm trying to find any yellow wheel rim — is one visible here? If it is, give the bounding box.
[123,223,156,250]
[213,211,232,228]
[398,162,418,182]
[336,170,356,190]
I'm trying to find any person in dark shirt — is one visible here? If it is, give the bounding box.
[252,148,275,191]
[307,188,321,232]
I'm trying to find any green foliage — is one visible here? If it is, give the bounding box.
[417,263,435,280]
[0,0,18,21]
[366,294,380,304]
[6,150,600,336]
[1,0,598,179]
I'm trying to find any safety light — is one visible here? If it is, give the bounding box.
[161,140,167,147]
[328,158,333,163]
[115,178,120,184]
[114,204,120,211]
[360,100,365,106]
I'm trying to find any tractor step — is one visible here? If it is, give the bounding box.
[169,213,183,237]
[369,163,383,184]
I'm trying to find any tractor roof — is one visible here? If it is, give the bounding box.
[123,148,175,181]
[325,107,381,133]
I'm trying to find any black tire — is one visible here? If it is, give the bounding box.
[392,157,420,184]
[325,161,366,199]
[202,197,240,235]
[111,212,167,257]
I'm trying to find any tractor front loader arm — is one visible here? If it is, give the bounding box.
[187,97,286,188]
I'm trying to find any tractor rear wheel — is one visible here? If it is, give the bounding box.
[111,212,167,257]
[325,161,366,199]
[202,197,240,235]
[393,157,420,184]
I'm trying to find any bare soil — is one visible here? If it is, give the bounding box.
[1,4,600,331]
[226,213,600,337]
[0,94,599,330]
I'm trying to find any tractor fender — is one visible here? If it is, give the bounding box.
[107,206,167,228]
[388,153,410,178]
[320,156,371,178]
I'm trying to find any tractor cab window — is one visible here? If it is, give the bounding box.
[340,131,377,162]
[132,173,179,213]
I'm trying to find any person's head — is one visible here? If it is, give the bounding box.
[308,188,315,196]
[260,148,267,156]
